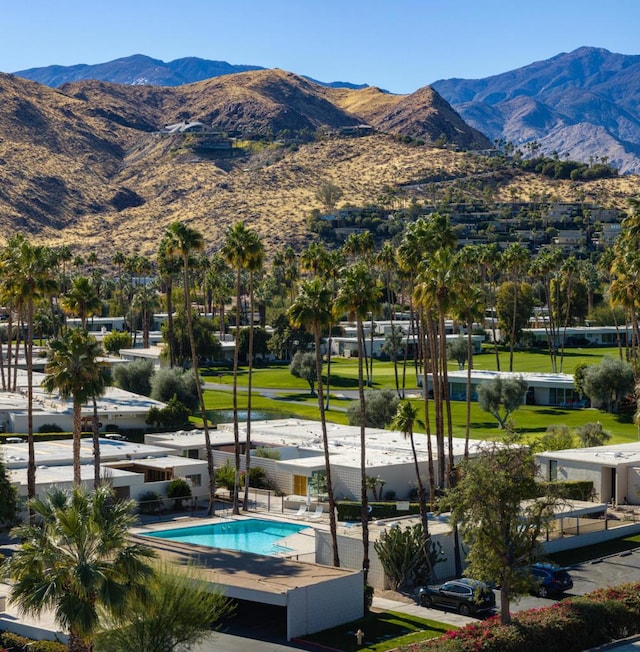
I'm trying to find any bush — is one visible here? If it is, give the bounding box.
[167,478,192,509]
[214,461,271,491]
[38,424,64,433]
[346,389,400,428]
[537,480,595,501]
[1,631,67,651]
[413,582,640,652]
[113,359,153,395]
[150,368,199,411]
[102,330,132,354]
[146,396,191,429]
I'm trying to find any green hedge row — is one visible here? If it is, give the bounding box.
[537,480,595,502]
[1,631,66,651]
[406,583,640,651]
[336,501,421,522]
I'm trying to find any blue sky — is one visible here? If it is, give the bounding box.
[3,0,639,94]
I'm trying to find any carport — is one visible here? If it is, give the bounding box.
[133,531,364,641]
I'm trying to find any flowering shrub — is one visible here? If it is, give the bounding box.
[400,582,640,652]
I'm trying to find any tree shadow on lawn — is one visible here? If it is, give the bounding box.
[273,393,316,403]
[324,375,360,389]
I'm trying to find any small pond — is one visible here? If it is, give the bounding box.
[206,409,296,425]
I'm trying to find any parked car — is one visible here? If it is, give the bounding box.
[415,578,496,616]
[528,562,574,597]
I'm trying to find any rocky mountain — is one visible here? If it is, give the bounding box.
[13,54,368,90]
[0,68,493,257]
[432,47,640,174]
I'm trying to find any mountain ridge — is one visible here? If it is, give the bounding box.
[432,46,640,173]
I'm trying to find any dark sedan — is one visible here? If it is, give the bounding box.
[415,578,496,616]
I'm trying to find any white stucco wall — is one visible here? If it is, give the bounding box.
[287,571,364,640]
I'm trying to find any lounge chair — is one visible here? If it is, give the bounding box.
[293,505,308,518]
[310,505,324,520]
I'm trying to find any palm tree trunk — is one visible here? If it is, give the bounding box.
[242,273,255,511]
[26,299,37,506]
[314,328,340,566]
[231,270,242,515]
[419,310,436,509]
[357,316,370,596]
[166,278,176,368]
[73,400,82,486]
[92,396,101,489]
[183,259,216,517]
[465,314,473,460]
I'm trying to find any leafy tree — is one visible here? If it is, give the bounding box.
[167,478,192,509]
[95,561,234,652]
[583,356,635,413]
[448,443,557,625]
[0,454,18,527]
[150,368,199,411]
[146,396,191,430]
[476,375,528,428]
[373,524,444,590]
[162,311,221,368]
[315,182,343,213]
[267,312,312,360]
[347,389,400,428]
[236,326,271,363]
[5,485,156,652]
[289,350,317,395]
[576,421,612,447]
[103,331,132,354]
[447,336,469,370]
[113,359,153,396]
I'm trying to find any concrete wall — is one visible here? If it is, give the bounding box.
[287,572,364,640]
[543,521,640,554]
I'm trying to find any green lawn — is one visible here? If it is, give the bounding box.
[550,533,640,567]
[299,609,452,652]
[194,346,639,443]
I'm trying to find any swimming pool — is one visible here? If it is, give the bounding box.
[144,519,309,556]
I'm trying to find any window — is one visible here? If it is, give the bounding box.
[185,474,201,487]
[549,460,558,481]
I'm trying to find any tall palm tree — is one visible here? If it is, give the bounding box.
[132,284,159,349]
[378,241,401,396]
[389,400,432,556]
[42,329,105,486]
[503,243,531,372]
[289,278,340,567]
[157,237,182,368]
[165,222,216,515]
[5,484,156,652]
[2,236,58,502]
[242,234,264,511]
[336,263,381,593]
[61,275,102,330]
[222,221,263,515]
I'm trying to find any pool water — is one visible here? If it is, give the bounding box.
[145,519,308,555]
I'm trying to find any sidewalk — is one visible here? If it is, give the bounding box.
[372,595,476,628]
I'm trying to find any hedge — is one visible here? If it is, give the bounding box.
[1,631,66,651]
[537,480,595,502]
[402,582,640,652]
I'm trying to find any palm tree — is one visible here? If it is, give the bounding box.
[503,243,531,372]
[42,329,105,486]
[222,221,263,515]
[389,400,434,567]
[2,235,58,502]
[242,234,264,511]
[335,262,381,593]
[61,275,102,330]
[165,222,216,515]
[289,278,340,567]
[132,284,159,349]
[157,237,182,368]
[5,484,156,652]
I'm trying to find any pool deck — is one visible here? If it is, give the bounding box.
[131,514,358,603]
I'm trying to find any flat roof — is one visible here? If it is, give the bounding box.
[537,442,640,466]
[1,437,174,469]
[149,419,489,469]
